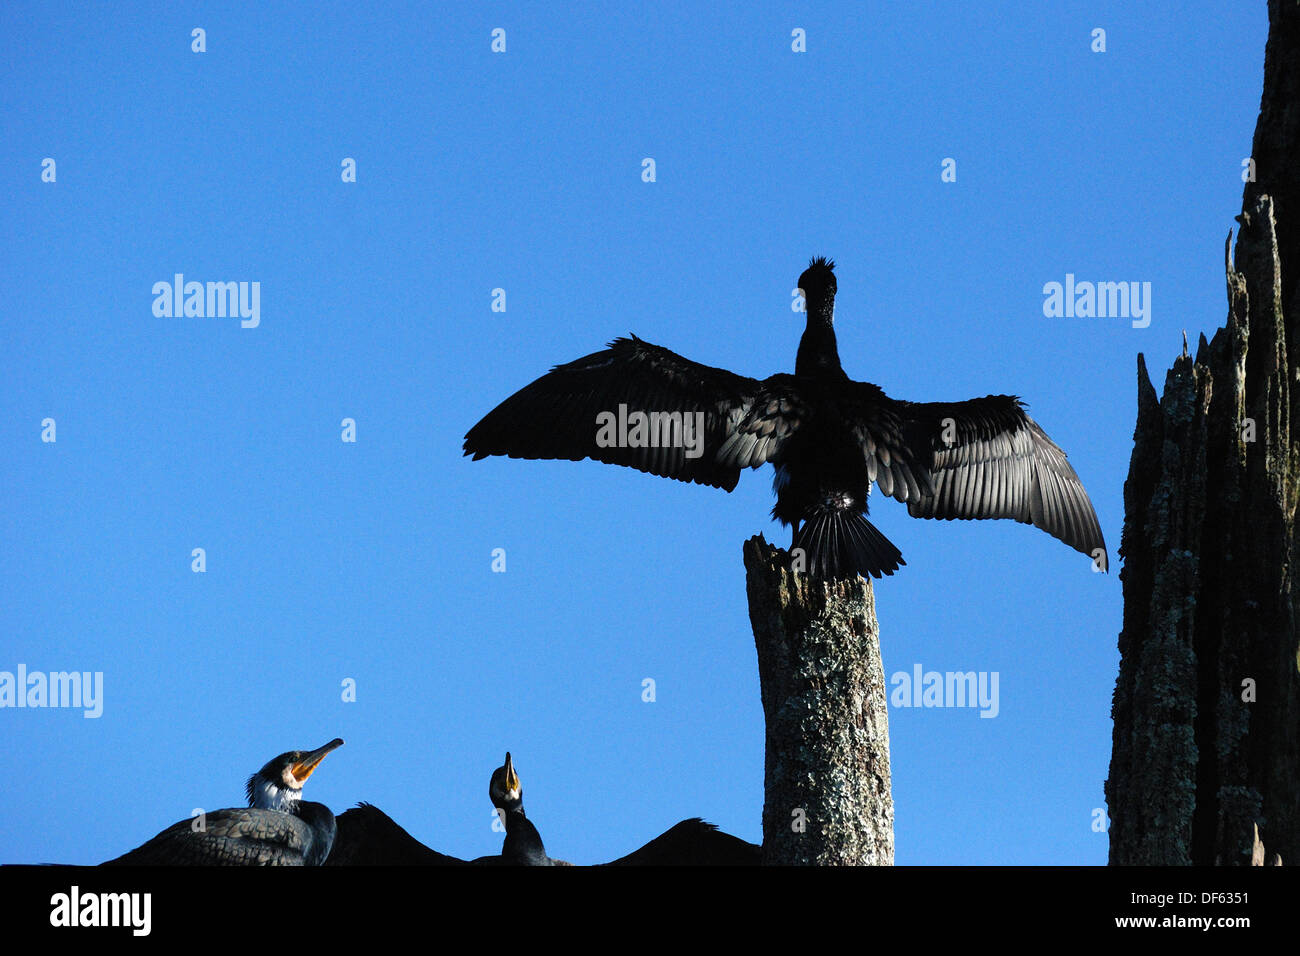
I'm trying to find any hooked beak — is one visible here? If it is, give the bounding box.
[290,738,344,783]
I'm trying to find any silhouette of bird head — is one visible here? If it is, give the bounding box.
[798,255,837,301]
[489,751,523,811]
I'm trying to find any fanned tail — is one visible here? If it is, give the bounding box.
[793,510,904,579]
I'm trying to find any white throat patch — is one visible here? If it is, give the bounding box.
[249,774,300,811]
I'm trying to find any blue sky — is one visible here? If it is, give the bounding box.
[0,1,1267,865]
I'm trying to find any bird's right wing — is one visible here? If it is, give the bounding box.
[326,804,467,866]
[463,336,775,491]
[103,809,316,866]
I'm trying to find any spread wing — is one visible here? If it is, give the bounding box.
[464,336,794,491]
[326,804,467,866]
[602,818,761,866]
[465,338,1105,562]
[862,391,1106,561]
[103,808,321,866]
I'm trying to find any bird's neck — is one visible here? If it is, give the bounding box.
[294,801,338,866]
[796,298,845,378]
[247,774,301,812]
[501,805,551,865]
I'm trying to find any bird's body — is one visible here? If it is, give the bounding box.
[104,803,337,867]
[494,799,564,866]
[464,257,1106,578]
[103,738,343,866]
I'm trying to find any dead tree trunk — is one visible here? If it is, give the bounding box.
[1106,0,1300,866]
[743,535,893,865]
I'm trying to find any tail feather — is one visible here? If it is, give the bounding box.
[794,511,904,579]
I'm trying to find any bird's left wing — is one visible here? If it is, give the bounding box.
[464,336,789,491]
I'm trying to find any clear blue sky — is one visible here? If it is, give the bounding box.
[1,1,1267,865]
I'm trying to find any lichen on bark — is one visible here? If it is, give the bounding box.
[1107,0,1300,868]
[1108,198,1299,865]
[743,535,893,865]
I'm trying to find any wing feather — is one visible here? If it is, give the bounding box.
[465,336,804,491]
[839,389,1105,560]
[104,809,321,866]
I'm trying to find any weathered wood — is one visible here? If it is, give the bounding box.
[1106,0,1300,865]
[1251,822,1284,865]
[743,535,893,865]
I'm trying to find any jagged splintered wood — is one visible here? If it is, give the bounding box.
[1107,197,1300,866]
[1106,0,1300,866]
[743,535,893,865]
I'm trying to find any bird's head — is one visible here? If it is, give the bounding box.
[246,738,344,811]
[797,256,837,321]
[489,751,523,811]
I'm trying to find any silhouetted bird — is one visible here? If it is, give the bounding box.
[328,753,566,866]
[483,751,568,865]
[491,753,760,866]
[103,739,343,866]
[327,752,758,866]
[465,257,1105,578]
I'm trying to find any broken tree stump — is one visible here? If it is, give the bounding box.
[1106,0,1300,866]
[743,535,893,865]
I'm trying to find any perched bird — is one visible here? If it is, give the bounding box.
[482,751,569,866]
[487,753,761,866]
[327,752,563,866]
[103,738,343,866]
[327,752,758,866]
[464,257,1106,578]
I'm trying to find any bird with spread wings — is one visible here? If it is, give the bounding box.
[465,257,1105,579]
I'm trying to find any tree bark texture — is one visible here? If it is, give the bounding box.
[743,535,893,865]
[1106,0,1300,865]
